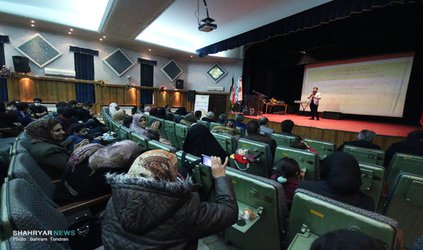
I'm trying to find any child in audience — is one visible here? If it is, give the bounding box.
[271,157,304,209]
[65,123,101,150]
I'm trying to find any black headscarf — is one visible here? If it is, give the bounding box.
[320,152,362,195]
[183,124,227,161]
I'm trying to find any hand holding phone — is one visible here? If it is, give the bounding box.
[202,154,212,167]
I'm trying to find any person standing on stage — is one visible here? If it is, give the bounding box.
[308,87,321,120]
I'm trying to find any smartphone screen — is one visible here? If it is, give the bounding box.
[202,154,212,167]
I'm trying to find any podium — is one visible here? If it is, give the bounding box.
[247,95,264,116]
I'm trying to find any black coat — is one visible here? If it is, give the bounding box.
[102,174,238,250]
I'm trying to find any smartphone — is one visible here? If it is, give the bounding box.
[202,154,212,167]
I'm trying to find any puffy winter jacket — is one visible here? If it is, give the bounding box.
[102,173,238,250]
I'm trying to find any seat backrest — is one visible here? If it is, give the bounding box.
[343,145,385,166]
[175,123,189,149]
[129,132,149,152]
[9,138,31,156]
[384,174,423,248]
[289,189,398,250]
[212,132,237,155]
[274,146,319,181]
[7,152,56,198]
[385,153,423,190]
[271,133,297,148]
[236,138,273,178]
[0,178,69,249]
[116,125,131,140]
[109,119,121,133]
[209,122,220,131]
[163,120,179,149]
[225,168,288,250]
[147,140,176,152]
[359,163,385,210]
[197,120,210,130]
[148,116,166,138]
[303,138,335,159]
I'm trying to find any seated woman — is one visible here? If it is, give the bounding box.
[102,150,237,249]
[54,140,141,205]
[299,152,374,211]
[109,102,119,116]
[211,119,241,139]
[25,119,71,179]
[130,114,160,141]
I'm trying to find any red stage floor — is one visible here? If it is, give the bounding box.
[245,114,419,137]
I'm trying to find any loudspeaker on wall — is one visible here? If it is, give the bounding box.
[176,79,184,89]
[12,56,31,73]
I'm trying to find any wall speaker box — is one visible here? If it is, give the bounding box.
[187,90,196,102]
[176,79,184,89]
[12,56,31,73]
[323,111,343,120]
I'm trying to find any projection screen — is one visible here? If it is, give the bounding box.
[300,52,414,117]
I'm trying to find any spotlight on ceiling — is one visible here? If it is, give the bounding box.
[198,0,217,32]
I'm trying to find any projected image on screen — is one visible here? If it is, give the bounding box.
[300,53,414,117]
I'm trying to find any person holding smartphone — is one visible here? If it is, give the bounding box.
[102,150,237,249]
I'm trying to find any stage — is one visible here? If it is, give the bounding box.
[243,114,419,150]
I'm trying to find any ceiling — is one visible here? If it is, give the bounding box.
[0,0,332,61]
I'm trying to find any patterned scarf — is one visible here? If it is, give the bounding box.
[128,150,178,182]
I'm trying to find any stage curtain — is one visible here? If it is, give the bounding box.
[73,49,96,103]
[0,36,10,102]
[196,0,405,57]
[140,62,154,105]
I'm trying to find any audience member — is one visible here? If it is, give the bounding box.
[311,229,385,250]
[211,119,240,138]
[194,110,202,120]
[299,152,374,211]
[235,114,247,129]
[291,139,319,154]
[202,111,216,122]
[15,102,34,126]
[244,120,276,156]
[25,119,71,179]
[112,109,127,126]
[259,116,274,137]
[109,102,119,116]
[65,123,99,150]
[183,123,228,169]
[384,130,423,168]
[280,119,301,140]
[337,129,381,151]
[175,107,188,116]
[271,157,304,209]
[165,112,175,121]
[129,114,160,140]
[180,112,197,126]
[54,140,141,205]
[29,97,48,119]
[102,150,237,249]
[217,113,227,124]
[0,102,22,137]
[56,106,78,133]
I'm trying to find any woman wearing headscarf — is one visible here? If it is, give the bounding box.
[183,123,228,162]
[299,152,374,211]
[25,119,71,179]
[109,102,119,116]
[211,119,241,139]
[102,150,237,249]
[54,140,141,205]
[130,114,160,140]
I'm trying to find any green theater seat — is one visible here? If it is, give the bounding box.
[197,120,210,129]
[288,189,398,250]
[359,163,385,210]
[235,138,273,178]
[175,123,190,149]
[343,145,384,166]
[225,168,288,250]
[303,138,335,159]
[209,122,220,131]
[385,153,423,190]
[274,146,319,181]
[212,132,237,155]
[147,140,176,152]
[116,125,131,140]
[163,120,179,149]
[129,132,149,152]
[384,174,423,248]
[271,133,297,147]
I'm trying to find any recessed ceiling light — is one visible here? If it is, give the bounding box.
[102,35,106,39]
[148,49,152,52]
[68,31,72,35]
[30,24,35,27]
[190,55,193,58]
[99,38,103,41]
[69,28,73,31]
[30,20,35,23]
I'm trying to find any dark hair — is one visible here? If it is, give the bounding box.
[16,102,29,111]
[194,110,202,119]
[291,139,308,150]
[311,229,385,250]
[258,116,268,125]
[175,107,187,116]
[281,119,294,133]
[224,119,236,128]
[68,100,78,106]
[218,113,227,123]
[165,112,175,121]
[34,97,42,102]
[274,157,300,178]
[407,130,423,141]
[246,120,260,135]
[358,129,376,142]
[69,123,87,134]
[156,107,166,119]
[235,114,244,122]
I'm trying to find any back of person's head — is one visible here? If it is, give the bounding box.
[149,107,158,117]
[406,130,423,142]
[258,116,268,126]
[206,111,215,119]
[69,123,87,134]
[156,107,166,119]
[218,113,227,123]
[311,229,385,250]
[56,101,68,109]
[128,149,178,181]
[320,152,362,195]
[274,157,300,181]
[175,107,187,116]
[61,106,77,119]
[235,114,244,122]
[16,102,28,111]
[358,130,376,142]
[33,97,42,103]
[68,100,78,107]
[246,120,260,135]
[291,139,308,150]
[194,110,202,119]
[165,112,175,121]
[281,119,294,133]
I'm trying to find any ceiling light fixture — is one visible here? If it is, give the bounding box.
[197,0,217,32]
[99,38,103,41]
[30,24,35,27]
[103,35,106,39]
[68,31,72,35]
[30,20,35,23]
[69,28,73,31]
